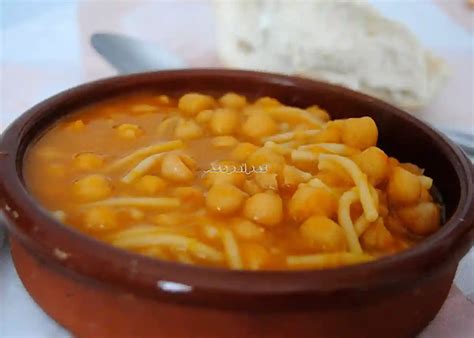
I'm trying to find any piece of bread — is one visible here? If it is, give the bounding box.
[215,0,448,111]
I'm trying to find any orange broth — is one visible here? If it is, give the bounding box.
[24,92,441,270]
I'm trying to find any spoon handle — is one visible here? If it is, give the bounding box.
[436,127,474,158]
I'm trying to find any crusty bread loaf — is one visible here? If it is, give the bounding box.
[215,0,448,110]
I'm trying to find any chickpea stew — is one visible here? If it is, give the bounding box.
[24,92,442,270]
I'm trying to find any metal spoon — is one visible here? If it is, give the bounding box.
[91,32,185,74]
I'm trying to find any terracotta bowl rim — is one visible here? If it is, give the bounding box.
[1,69,473,305]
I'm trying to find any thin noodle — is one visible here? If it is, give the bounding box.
[354,214,370,236]
[85,197,180,210]
[307,177,330,190]
[307,177,342,198]
[291,150,319,163]
[264,141,294,155]
[319,154,378,222]
[112,233,223,262]
[221,229,243,269]
[419,176,433,189]
[338,189,363,253]
[106,140,184,172]
[106,225,192,242]
[263,129,321,143]
[299,143,354,155]
[284,165,313,182]
[121,153,167,183]
[287,253,373,268]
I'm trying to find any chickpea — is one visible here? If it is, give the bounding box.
[205,170,246,188]
[231,142,259,161]
[329,119,346,128]
[206,184,246,215]
[195,109,214,123]
[246,147,285,174]
[387,157,400,172]
[74,152,104,171]
[254,97,281,108]
[179,153,198,172]
[219,92,247,109]
[178,93,215,115]
[242,113,278,139]
[314,172,339,188]
[173,186,204,208]
[243,192,283,227]
[360,218,395,251]
[300,216,347,252]
[212,136,238,148]
[266,141,295,156]
[310,123,341,143]
[290,150,319,173]
[288,185,337,222]
[306,105,330,122]
[157,117,179,136]
[243,106,265,116]
[161,153,194,183]
[242,179,263,195]
[231,219,265,241]
[73,174,112,201]
[419,188,433,202]
[174,118,203,140]
[203,161,246,188]
[281,165,311,188]
[210,108,239,135]
[387,167,421,206]
[134,175,167,195]
[131,104,158,113]
[155,95,170,104]
[116,123,144,139]
[353,147,388,186]
[240,243,270,270]
[342,117,378,150]
[397,202,440,236]
[84,206,117,231]
[67,119,85,131]
[255,172,278,191]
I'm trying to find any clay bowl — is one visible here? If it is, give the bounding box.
[1,69,473,338]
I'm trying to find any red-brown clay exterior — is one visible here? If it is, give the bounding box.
[1,69,473,338]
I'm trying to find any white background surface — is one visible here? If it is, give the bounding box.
[1,1,473,337]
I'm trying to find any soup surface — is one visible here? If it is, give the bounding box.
[24,92,441,270]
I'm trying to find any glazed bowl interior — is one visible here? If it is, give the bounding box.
[1,69,473,309]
